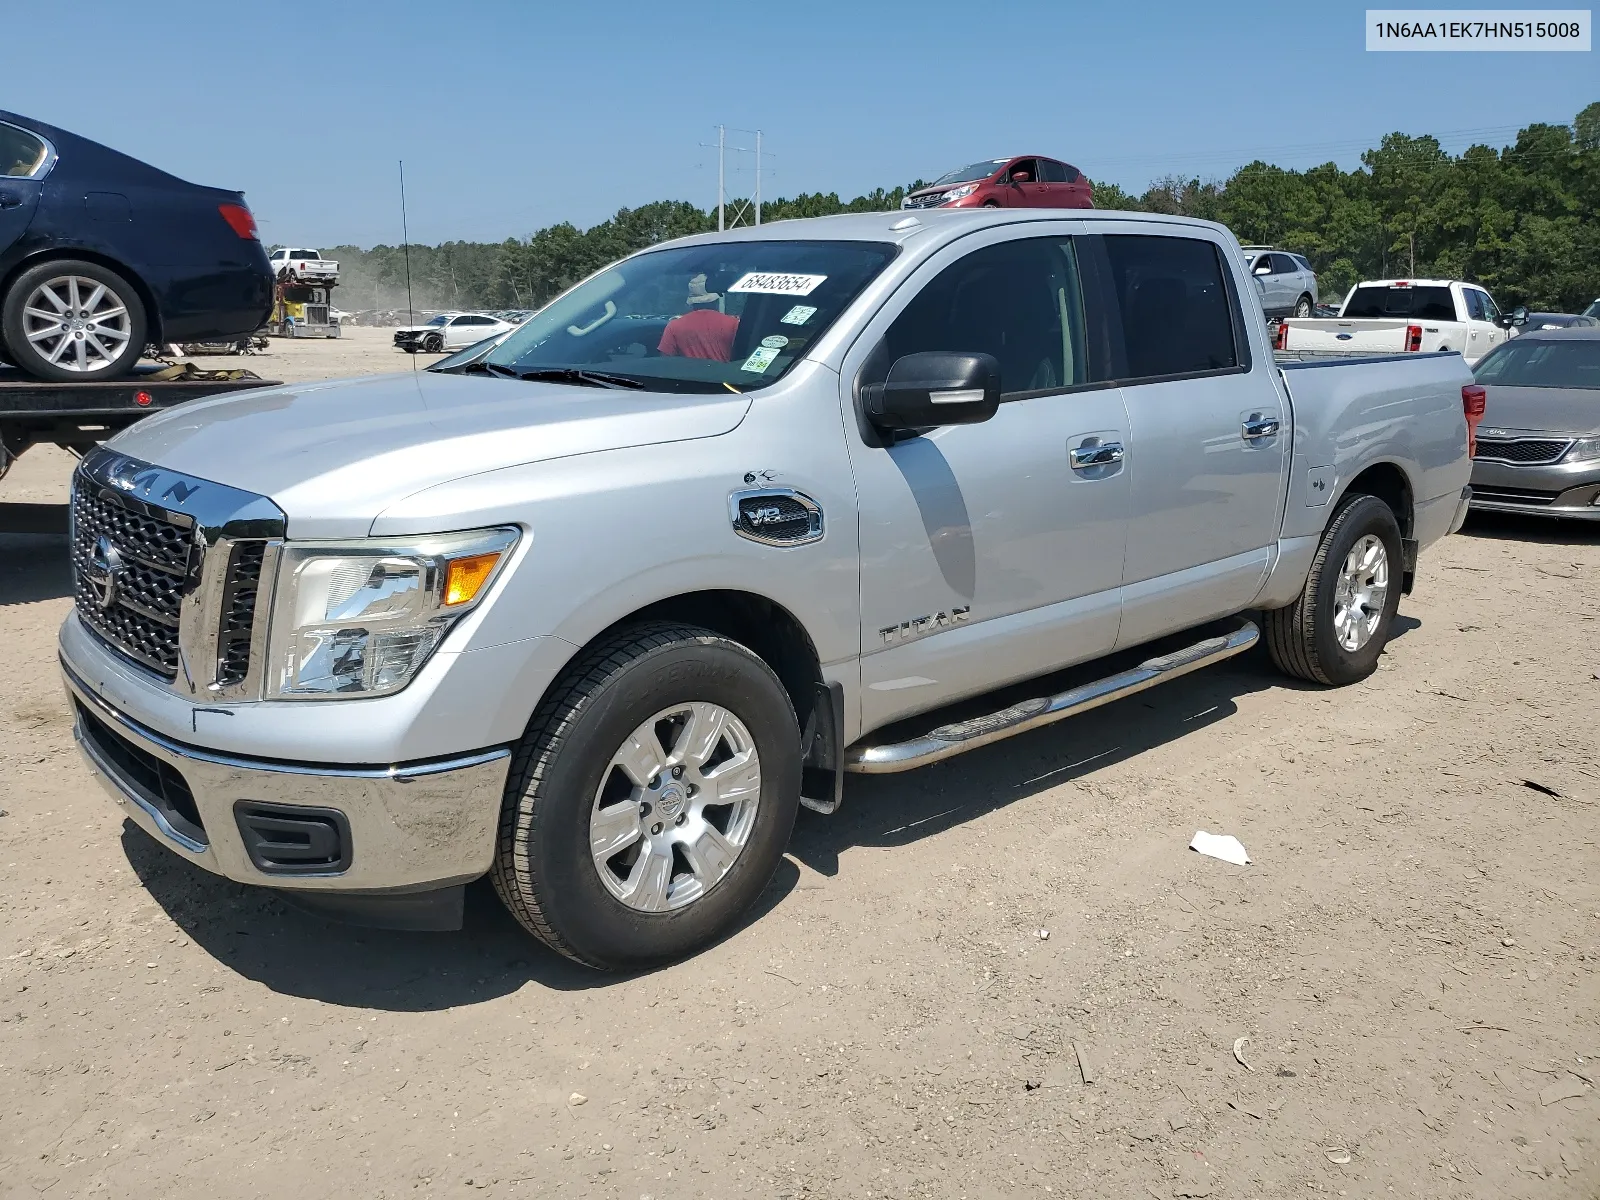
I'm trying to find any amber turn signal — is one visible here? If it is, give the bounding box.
[443,552,503,607]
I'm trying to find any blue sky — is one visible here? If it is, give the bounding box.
[4,0,1594,248]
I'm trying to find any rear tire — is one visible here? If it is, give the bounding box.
[2,259,148,382]
[1264,494,1404,686]
[1293,295,1313,318]
[491,622,802,970]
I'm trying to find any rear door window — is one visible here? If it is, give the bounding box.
[1090,235,1242,381]
[1038,160,1068,183]
[0,123,49,178]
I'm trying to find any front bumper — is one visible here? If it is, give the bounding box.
[1469,457,1600,520]
[63,658,511,894]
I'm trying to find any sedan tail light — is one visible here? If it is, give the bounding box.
[1405,324,1423,351]
[218,203,258,240]
[1461,384,1486,457]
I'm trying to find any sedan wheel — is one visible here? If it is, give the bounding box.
[2,261,147,382]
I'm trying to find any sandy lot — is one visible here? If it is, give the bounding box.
[2,331,1597,1199]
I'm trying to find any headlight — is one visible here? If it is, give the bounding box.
[941,183,979,203]
[1563,436,1600,462]
[265,527,519,699]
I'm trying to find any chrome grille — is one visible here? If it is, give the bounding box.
[1475,437,1572,465]
[902,192,948,210]
[71,481,193,677]
[70,449,288,696]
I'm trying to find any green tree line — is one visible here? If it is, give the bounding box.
[329,103,1599,316]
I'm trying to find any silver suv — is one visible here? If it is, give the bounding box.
[1242,247,1318,319]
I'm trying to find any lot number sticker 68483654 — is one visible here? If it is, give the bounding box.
[728,272,827,296]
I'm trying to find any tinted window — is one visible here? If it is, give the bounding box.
[1462,289,1484,320]
[290,249,320,260]
[1038,159,1068,183]
[1099,235,1239,380]
[883,237,1089,395]
[1343,285,1455,321]
[0,123,48,178]
[1293,255,1314,272]
[1061,162,1082,184]
[1478,291,1500,322]
[1473,339,1600,389]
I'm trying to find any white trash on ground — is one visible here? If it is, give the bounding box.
[1190,830,1251,866]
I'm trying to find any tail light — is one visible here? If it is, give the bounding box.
[1405,324,1422,352]
[218,203,258,240]
[1461,384,1486,457]
[1273,321,1288,350]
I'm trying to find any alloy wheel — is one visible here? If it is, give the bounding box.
[1331,534,1389,651]
[589,702,762,913]
[21,275,134,374]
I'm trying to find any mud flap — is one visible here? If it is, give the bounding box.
[798,681,845,815]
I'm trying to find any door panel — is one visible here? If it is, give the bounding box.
[1085,230,1290,649]
[0,177,40,260]
[839,224,1130,734]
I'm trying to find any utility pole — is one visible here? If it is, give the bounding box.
[755,129,762,226]
[699,127,772,229]
[717,125,725,232]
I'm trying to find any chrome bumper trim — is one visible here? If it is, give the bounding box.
[62,658,512,890]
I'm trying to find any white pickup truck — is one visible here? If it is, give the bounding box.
[266,247,339,285]
[1276,278,1512,365]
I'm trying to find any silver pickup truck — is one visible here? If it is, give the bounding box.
[60,210,1477,969]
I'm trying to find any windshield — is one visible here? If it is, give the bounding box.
[1343,285,1455,321]
[425,315,448,326]
[1473,338,1600,389]
[1585,300,1600,318]
[930,160,1007,187]
[477,240,897,392]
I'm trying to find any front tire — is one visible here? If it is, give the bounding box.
[1264,494,1404,686]
[423,332,443,353]
[1293,295,1313,318]
[2,260,147,381]
[492,623,802,970]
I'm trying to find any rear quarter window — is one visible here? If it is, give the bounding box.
[0,123,49,178]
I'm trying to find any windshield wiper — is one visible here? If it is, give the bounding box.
[453,360,521,378]
[516,367,645,390]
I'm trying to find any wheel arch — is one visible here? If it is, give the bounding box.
[1333,459,1417,590]
[550,588,826,738]
[2,248,162,345]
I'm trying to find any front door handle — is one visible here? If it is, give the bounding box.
[1069,441,1124,469]
[1241,416,1280,441]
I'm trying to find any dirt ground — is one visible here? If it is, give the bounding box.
[2,331,1597,1199]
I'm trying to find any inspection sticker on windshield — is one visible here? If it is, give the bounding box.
[740,347,781,373]
[760,335,789,349]
[729,272,827,297]
[780,304,818,325]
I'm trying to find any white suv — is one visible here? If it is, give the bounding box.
[1242,247,1318,319]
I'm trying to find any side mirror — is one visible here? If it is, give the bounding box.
[1497,305,1528,329]
[1253,261,1273,275]
[864,351,1000,430]
[1010,172,1031,184]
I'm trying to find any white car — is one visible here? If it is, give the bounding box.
[1276,278,1512,365]
[393,312,516,354]
[267,247,339,284]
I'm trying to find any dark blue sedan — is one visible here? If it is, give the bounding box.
[0,110,272,381]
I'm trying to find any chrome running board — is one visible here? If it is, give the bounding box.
[844,619,1259,774]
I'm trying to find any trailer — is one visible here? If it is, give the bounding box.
[0,364,279,479]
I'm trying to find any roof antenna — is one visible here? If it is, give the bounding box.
[399,159,416,373]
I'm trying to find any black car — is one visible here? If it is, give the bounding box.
[0,110,272,381]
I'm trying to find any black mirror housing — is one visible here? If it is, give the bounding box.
[865,351,1001,430]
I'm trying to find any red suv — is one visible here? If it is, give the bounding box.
[901,156,1094,211]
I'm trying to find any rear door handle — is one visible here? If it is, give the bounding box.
[1069,442,1124,468]
[0,190,23,209]
[1241,416,1280,441]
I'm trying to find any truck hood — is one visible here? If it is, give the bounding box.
[1481,385,1600,437]
[109,371,752,537]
